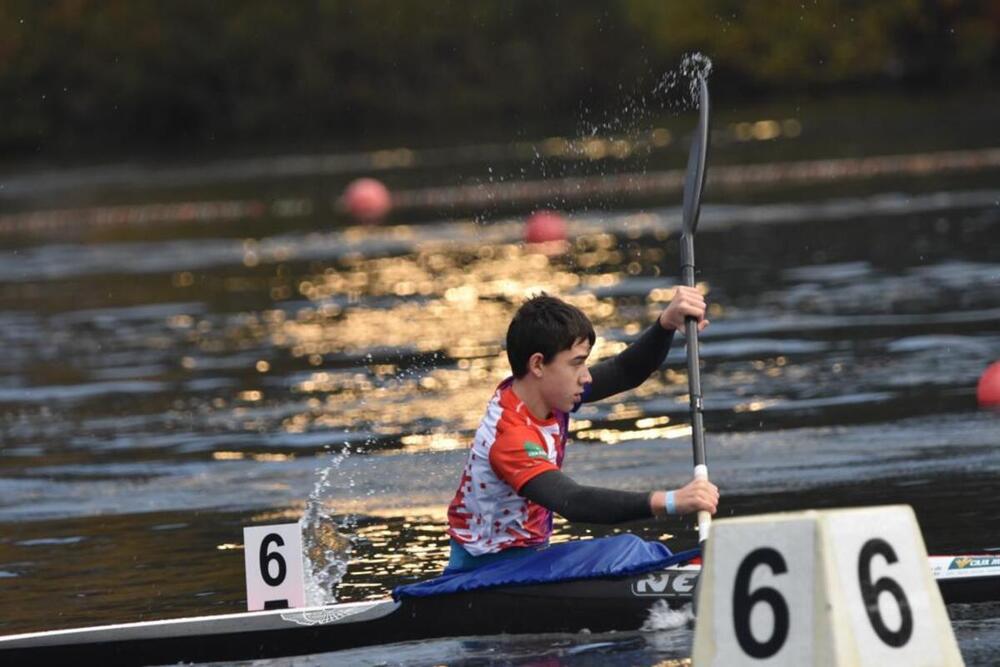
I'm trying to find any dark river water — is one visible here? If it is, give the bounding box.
[1,91,999,665]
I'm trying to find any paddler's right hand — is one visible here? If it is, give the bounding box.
[673,477,719,516]
[658,285,709,334]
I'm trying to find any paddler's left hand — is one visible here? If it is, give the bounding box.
[658,286,709,334]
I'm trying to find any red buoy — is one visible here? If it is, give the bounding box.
[978,361,1000,408]
[524,210,568,244]
[341,178,392,223]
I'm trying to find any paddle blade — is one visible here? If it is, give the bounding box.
[681,76,710,236]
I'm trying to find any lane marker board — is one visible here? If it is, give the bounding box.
[692,505,963,666]
[243,523,306,612]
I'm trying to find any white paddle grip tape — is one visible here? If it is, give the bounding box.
[698,510,712,541]
[693,466,711,540]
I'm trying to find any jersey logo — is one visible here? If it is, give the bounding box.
[523,440,548,459]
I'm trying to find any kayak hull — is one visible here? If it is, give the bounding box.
[2,561,997,665]
[2,567,695,665]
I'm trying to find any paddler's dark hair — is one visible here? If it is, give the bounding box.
[506,293,595,378]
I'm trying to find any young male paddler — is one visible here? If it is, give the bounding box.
[445,289,719,571]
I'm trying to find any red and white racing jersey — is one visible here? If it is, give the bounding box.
[446,378,570,556]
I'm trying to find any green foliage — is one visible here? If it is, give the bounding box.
[625,0,1000,86]
[0,0,996,155]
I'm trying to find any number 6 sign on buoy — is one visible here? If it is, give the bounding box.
[243,523,306,611]
[692,506,963,666]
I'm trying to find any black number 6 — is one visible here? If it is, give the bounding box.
[858,538,913,647]
[259,533,287,587]
[733,547,790,658]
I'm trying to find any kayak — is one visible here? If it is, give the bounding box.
[1,554,997,665]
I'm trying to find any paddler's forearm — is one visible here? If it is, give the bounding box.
[521,471,653,524]
[585,323,674,402]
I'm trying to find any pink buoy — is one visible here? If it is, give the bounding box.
[341,178,392,223]
[977,361,1000,408]
[524,210,568,244]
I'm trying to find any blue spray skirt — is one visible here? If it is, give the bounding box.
[394,534,698,600]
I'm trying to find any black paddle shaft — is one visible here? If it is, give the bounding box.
[680,75,710,472]
[680,243,706,469]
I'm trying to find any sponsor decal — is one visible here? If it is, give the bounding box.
[949,556,1000,570]
[632,571,699,597]
[281,601,395,626]
[523,440,548,459]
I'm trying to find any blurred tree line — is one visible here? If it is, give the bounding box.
[0,0,997,156]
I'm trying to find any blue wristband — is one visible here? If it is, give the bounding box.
[665,490,676,515]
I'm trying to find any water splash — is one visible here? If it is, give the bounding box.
[301,448,356,605]
[576,51,714,137]
[653,52,713,110]
[640,600,696,631]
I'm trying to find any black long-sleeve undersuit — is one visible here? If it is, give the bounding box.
[522,323,675,524]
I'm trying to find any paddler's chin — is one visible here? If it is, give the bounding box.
[537,388,575,416]
[554,394,579,413]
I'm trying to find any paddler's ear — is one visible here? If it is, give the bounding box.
[527,352,546,378]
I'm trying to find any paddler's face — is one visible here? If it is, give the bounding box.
[537,338,592,414]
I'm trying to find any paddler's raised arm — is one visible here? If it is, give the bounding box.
[520,470,718,524]
[584,286,708,403]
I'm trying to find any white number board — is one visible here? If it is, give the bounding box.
[707,516,816,665]
[692,505,963,667]
[824,507,952,665]
[243,523,306,611]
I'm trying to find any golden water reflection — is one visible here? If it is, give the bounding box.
[165,223,715,457]
[240,236,698,452]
